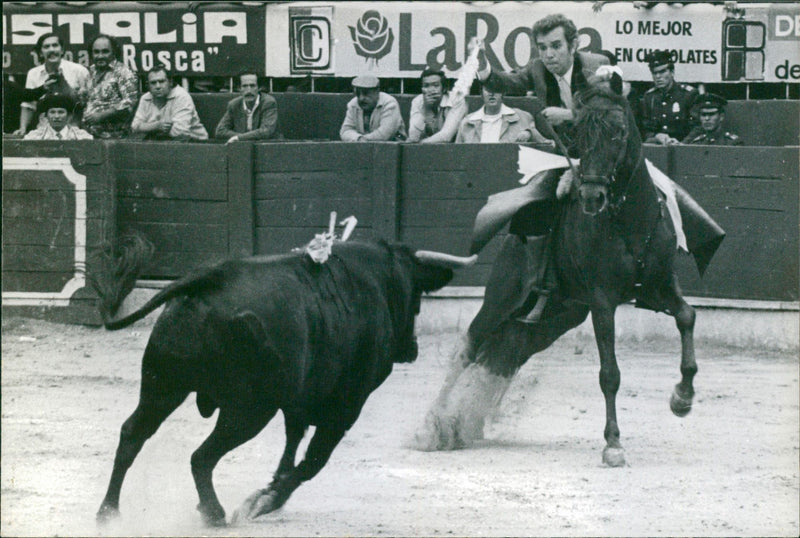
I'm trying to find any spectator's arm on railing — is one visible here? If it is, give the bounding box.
[339,104,362,141]
[169,92,203,139]
[215,105,237,140]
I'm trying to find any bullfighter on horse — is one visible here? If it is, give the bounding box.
[463,16,724,353]
[414,14,725,457]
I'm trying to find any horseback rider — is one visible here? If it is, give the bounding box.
[465,13,725,347]
[467,13,610,333]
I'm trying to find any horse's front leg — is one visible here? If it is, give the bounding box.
[663,281,697,417]
[591,302,625,467]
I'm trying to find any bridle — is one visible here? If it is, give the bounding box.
[573,100,640,215]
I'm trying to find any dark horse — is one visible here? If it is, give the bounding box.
[415,84,702,466]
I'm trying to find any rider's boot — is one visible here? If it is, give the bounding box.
[515,234,554,324]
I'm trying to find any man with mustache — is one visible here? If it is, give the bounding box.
[407,68,467,143]
[13,32,89,136]
[80,34,139,139]
[340,75,407,142]
[215,71,280,143]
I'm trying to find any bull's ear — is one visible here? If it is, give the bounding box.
[414,264,454,294]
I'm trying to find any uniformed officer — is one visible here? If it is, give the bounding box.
[682,93,743,146]
[639,50,699,145]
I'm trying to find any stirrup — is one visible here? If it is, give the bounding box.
[516,293,549,324]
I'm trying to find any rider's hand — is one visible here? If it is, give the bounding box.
[467,37,490,80]
[541,107,573,125]
[515,130,533,143]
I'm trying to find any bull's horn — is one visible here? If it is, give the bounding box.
[415,250,478,268]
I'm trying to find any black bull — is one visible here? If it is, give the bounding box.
[95,241,475,526]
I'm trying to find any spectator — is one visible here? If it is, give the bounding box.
[639,50,699,145]
[131,64,208,141]
[455,84,549,144]
[471,13,609,152]
[80,35,139,139]
[24,93,92,140]
[407,68,467,143]
[339,75,406,141]
[215,71,280,143]
[13,32,89,135]
[682,93,743,145]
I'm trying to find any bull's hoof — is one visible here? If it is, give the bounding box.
[602,446,626,467]
[96,504,120,525]
[232,483,295,523]
[197,502,226,527]
[670,386,693,417]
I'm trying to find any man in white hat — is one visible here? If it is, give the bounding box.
[339,75,406,141]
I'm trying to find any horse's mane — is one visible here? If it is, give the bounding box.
[572,84,641,168]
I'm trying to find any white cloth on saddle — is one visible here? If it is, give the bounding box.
[516,145,688,252]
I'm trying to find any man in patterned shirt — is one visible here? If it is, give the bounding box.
[80,35,139,139]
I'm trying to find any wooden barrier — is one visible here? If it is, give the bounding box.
[3,140,798,326]
[669,145,799,301]
[252,142,400,253]
[192,93,800,146]
[2,141,115,324]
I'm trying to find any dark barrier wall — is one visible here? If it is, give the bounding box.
[111,143,233,277]
[2,142,115,323]
[252,143,400,253]
[669,146,799,301]
[3,140,798,306]
[193,93,800,146]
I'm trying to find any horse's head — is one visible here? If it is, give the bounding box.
[572,85,640,216]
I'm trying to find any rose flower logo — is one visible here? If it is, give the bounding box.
[349,10,394,64]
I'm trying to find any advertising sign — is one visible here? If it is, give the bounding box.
[268,1,800,83]
[2,2,266,76]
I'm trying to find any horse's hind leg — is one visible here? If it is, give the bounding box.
[591,303,626,467]
[663,284,697,417]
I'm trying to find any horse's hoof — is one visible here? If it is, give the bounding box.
[602,446,626,467]
[670,387,693,417]
[96,504,120,525]
[411,413,464,452]
[197,503,226,527]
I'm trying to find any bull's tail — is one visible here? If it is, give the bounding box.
[101,269,221,330]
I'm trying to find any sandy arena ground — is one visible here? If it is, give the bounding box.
[2,314,798,537]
